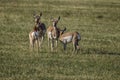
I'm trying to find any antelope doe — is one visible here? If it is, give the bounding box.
[29,12,46,51]
[47,16,60,51]
[33,12,46,41]
[59,28,81,53]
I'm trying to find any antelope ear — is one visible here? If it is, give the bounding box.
[50,17,54,22]
[58,16,60,21]
[40,12,42,17]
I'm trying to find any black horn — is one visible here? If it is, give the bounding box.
[58,16,60,21]
[40,12,42,17]
[61,27,66,35]
[63,27,66,31]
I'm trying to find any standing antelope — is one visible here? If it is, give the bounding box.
[47,16,60,51]
[33,12,46,41]
[29,12,46,51]
[59,28,81,53]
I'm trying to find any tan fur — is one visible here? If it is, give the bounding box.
[47,26,54,33]
[60,32,73,38]
[59,30,81,53]
[29,12,46,51]
[47,16,60,51]
[47,26,59,51]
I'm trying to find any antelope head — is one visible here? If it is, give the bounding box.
[33,12,42,24]
[51,16,60,27]
[60,27,66,36]
[58,27,66,38]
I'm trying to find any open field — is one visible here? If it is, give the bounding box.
[0,0,120,80]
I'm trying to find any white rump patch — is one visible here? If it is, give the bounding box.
[32,31,39,39]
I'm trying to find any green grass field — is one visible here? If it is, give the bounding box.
[0,0,120,80]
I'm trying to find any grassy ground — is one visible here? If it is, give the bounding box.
[0,0,120,80]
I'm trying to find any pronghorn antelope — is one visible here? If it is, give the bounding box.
[47,16,60,51]
[33,12,46,40]
[29,12,46,51]
[59,28,81,53]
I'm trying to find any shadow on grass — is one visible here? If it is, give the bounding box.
[80,48,120,56]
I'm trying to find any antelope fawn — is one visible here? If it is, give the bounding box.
[59,28,81,53]
[47,16,60,51]
[29,12,46,51]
